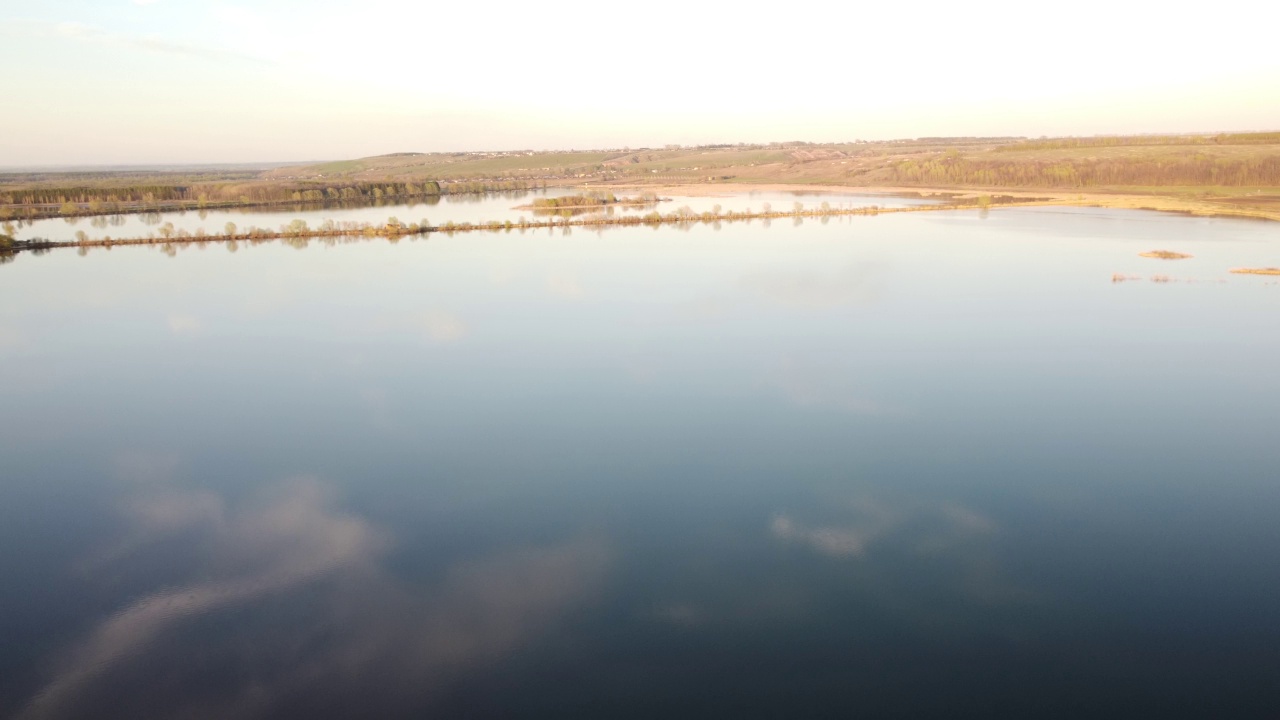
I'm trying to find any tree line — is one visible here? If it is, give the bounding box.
[0,179,540,220]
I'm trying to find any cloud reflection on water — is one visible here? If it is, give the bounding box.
[771,497,997,561]
[770,496,1028,609]
[739,262,884,309]
[22,478,608,720]
[418,310,467,343]
[546,274,586,300]
[0,323,31,355]
[771,357,907,418]
[165,312,203,337]
[369,310,468,344]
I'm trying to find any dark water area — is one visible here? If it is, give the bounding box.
[1,206,1278,718]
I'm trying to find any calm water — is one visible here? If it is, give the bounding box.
[9,189,934,243]
[1,205,1278,719]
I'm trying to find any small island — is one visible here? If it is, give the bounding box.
[518,192,663,211]
[1139,250,1194,259]
[1229,267,1280,275]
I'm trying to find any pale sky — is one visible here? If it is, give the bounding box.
[2,0,1279,166]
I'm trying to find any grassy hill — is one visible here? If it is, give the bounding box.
[271,134,1280,189]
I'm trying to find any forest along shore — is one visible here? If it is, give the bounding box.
[0,180,543,221]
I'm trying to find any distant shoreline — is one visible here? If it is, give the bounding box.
[6,133,1280,225]
[7,133,1280,224]
[593,182,1280,222]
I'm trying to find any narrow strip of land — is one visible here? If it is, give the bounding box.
[5,200,999,253]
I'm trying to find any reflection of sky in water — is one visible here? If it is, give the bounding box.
[2,207,1280,717]
[17,477,608,719]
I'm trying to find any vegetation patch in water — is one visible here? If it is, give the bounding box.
[1139,250,1193,259]
[527,192,660,210]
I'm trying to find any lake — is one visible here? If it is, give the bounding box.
[1,201,1278,719]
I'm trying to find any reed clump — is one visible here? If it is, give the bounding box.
[1139,250,1193,259]
[1229,267,1280,276]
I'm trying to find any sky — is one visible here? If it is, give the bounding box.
[2,0,1279,166]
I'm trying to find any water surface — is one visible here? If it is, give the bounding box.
[1,206,1278,719]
